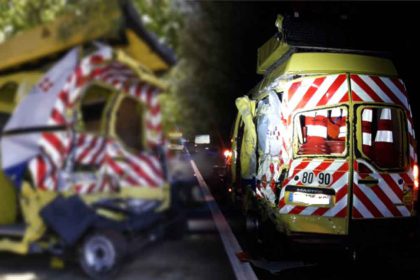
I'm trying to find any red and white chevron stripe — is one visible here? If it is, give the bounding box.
[74,133,107,166]
[286,74,349,113]
[278,74,417,221]
[28,154,58,191]
[27,46,166,194]
[104,140,165,188]
[352,160,412,218]
[28,137,165,194]
[47,47,163,148]
[278,159,349,218]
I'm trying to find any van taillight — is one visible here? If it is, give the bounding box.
[224,149,232,159]
[413,164,419,191]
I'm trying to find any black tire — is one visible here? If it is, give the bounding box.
[79,230,127,280]
[245,211,290,260]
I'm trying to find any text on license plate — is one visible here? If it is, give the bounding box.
[289,192,331,205]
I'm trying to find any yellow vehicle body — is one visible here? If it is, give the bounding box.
[0,1,175,259]
[230,15,418,244]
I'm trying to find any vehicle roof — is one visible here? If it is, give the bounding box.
[257,15,397,75]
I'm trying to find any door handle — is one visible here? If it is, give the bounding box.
[358,178,379,186]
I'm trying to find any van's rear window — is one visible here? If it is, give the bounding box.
[295,107,348,156]
[357,106,407,169]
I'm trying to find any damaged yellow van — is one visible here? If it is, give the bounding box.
[230,15,418,256]
[0,1,178,278]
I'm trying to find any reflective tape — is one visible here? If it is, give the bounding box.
[339,126,347,138]
[306,125,327,138]
[380,108,392,120]
[362,132,372,146]
[362,109,373,121]
[375,130,393,143]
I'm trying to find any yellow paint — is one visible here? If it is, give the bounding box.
[50,256,65,269]
[0,4,121,72]
[115,49,169,89]
[235,96,257,179]
[257,35,290,74]
[0,182,57,254]
[121,29,170,72]
[230,113,242,183]
[278,214,347,235]
[257,53,398,96]
[0,72,42,113]
[0,172,17,225]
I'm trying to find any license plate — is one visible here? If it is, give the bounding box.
[289,192,331,205]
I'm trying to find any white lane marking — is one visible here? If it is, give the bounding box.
[190,160,258,280]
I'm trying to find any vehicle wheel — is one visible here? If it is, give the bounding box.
[244,211,264,254]
[79,230,127,280]
[166,208,188,240]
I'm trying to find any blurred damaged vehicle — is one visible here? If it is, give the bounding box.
[0,1,181,278]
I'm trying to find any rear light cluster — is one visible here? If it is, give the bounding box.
[223,149,232,159]
[413,165,419,214]
[413,164,419,191]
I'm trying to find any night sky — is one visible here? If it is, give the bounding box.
[212,1,420,151]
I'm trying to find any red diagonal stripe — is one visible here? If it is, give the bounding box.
[381,174,404,200]
[350,90,362,102]
[352,207,363,218]
[42,132,66,153]
[58,91,69,107]
[292,160,311,174]
[317,74,347,106]
[295,77,325,110]
[335,184,348,201]
[331,162,349,182]
[149,104,161,116]
[400,173,413,185]
[313,160,334,176]
[125,157,158,186]
[391,78,407,97]
[278,197,286,209]
[135,83,144,98]
[287,81,302,101]
[146,122,162,131]
[51,109,66,124]
[289,206,305,215]
[313,207,328,216]
[77,134,86,146]
[369,76,405,107]
[313,184,348,216]
[137,154,164,179]
[77,136,98,163]
[370,185,402,217]
[107,159,137,185]
[353,184,383,217]
[37,156,46,189]
[335,207,347,218]
[146,86,155,107]
[90,139,107,165]
[351,75,383,102]
[87,183,96,193]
